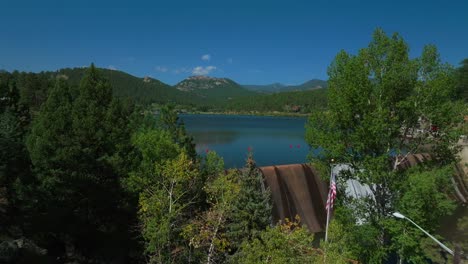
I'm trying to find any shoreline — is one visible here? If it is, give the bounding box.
[182,111,311,118]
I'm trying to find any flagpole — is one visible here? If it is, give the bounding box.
[325,159,334,242]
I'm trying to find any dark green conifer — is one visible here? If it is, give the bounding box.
[158,104,197,159]
[228,152,272,250]
[27,64,138,261]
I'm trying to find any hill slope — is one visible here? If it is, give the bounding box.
[56,67,194,105]
[224,88,328,113]
[242,83,286,93]
[175,76,257,101]
[243,79,327,93]
[280,79,327,92]
[4,66,327,112]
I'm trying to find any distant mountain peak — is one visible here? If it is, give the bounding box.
[172,75,255,100]
[187,75,220,80]
[176,76,232,91]
[243,79,327,93]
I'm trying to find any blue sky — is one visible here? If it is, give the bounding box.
[2,0,467,85]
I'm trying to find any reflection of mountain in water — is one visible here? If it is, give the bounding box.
[191,130,239,149]
[181,114,309,167]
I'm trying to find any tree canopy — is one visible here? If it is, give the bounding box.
[306,28,465,263]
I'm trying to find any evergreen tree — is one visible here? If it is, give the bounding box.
[0,75,33,227]
[227,153,272,251]
[27,64,138,262]
[158,104,197,160]
[16,72,51,111]
[27,79,73,178]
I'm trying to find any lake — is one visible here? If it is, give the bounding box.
[180,114,312,168]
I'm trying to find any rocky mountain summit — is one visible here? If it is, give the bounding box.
[175,76,233,91]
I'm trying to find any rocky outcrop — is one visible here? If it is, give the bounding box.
[175,76,230,91]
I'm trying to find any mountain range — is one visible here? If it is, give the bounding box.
[242,79,327,93]
[2,66,328,113]
[174,75,256,101]
[52,67,327,105]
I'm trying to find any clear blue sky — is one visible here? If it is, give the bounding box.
[2,0,467,85]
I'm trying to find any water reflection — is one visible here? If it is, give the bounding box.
[180,114,310,168]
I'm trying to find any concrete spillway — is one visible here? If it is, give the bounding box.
[258,152,468,232]
[259,164,328,232]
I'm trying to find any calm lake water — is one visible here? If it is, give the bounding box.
[180,114,312,168]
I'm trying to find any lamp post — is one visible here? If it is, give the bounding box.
[392,212,454,256]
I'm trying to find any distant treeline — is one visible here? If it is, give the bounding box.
[223,88,328,113]
[0,68,328,114]
[1,59,467,116]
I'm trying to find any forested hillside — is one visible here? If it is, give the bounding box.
[224,88,328,113]
[243,79,327,93]
[0,68,328,114]
[279,79,327,92]
[242,82,285,93]
[57,68,194,105]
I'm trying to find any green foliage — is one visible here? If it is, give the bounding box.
[27,79,73,177]
[158,104,197,160]
[138,151,202,263]
[386,166,456,263]
[243,79,327,93]
[124,129,180,193]
[183,169,241,264]
[455,215,468,254]
[319,220,358,264]
[26,64,139,261]
[0,73,34,233]
[227,153,272,251]
[202,151,225,183]
[58,67,192,105]
[456,58,468,101]
[398,166,456,226]
[128,107,205,263]
[1,67,329,115]
[231,218,318,264]
[16,72,53,112]
[306,28,463,263]
[332,205,389,263]
[225,88,328,114]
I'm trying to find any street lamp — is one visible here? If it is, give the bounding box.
[392,212,454,256]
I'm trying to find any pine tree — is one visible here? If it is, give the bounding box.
[158,104,197,160]
[227,153,272,251]
[27,78,80,253]
[0,75,33,229]
[27,79,73,178]
[27,64,138,261]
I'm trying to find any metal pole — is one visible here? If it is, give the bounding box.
[404,217,454,256]
[324,198,331,242]
[324,163,333,242]
[393,212,454,256]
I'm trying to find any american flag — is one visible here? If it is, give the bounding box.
[326,171,337,211]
